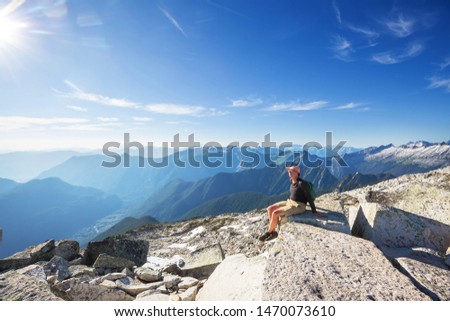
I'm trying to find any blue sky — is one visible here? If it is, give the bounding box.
[0,0,449,152]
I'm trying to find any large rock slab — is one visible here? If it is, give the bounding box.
[262,222,431,300]
[281,211,350,235]
[348,202,450,253]
[0,240,55,272]
[0,265,62,301]
[197,254,266,301]
[382,247,450,301]
[84,238,149,267]
[180,244,224,279]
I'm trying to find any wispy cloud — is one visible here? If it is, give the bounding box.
[440,57,450,70]
[230,97,263,107]
[97,117,119,122]
[331,35,353,61]
[332,0,342,24]
[132,116,153,122]
[347,24,379,39]
[159,7,186,37]
[372,43,423,64]
[50,124,118,132]
[58,81,227,118]
[56,80,138,109]
[333,102,365,110]
[145,103,227,117]
[145,103,205,116]
[267,100,328,112]
[0,116,89,131]
[427,76,450,92]
[384,13,415,37]
[66,105,87,112]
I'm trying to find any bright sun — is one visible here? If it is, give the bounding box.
[0,15,27,47]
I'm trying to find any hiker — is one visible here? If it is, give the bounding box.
[259,165,323,242]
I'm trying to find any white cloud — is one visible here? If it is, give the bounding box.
[57,80,138,109]
[66,105,87,112]
[347,24,379,39]
[384,14,415,37]
[97,117,119,122]
[50,124,111,132]
[427,76,450,92]
[132,116,153,122]
[333,102,365,110]
[331,35,353,61]
[372,53,400,65]
[57,81,226,118]
[0,116,89,131]
[145,103,205,116]
[145,103,227,117]
[159,7,186,37]
[439,57,450,70]
[230,97,263,107]
[332,0,341,24]
[267,100,328,112]
[372,43,423,64]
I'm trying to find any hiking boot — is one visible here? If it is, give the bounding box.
[264,231,278,242]
[258,231,271,241]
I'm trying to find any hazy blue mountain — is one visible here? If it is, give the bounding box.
[0,150,85,182]
[0,178,122,258]
[135,153,339,222]
[0,178,19,194]
[91,216,159,242]
[37,148,265,204]
[335,172,396,192]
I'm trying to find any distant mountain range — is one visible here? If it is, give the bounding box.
[0,178,122,258]
[0,150,86,182]
[0,178,19,194]
[327,141,450,179]
[1,140,449,247]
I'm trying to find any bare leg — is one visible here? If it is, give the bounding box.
[268,210,284,233]
[267,203,283,222]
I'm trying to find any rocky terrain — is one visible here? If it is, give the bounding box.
[0,166,449,301]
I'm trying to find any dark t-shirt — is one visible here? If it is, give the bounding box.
[289,179,317,213]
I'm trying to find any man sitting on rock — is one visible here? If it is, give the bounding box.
[259,166,324,242]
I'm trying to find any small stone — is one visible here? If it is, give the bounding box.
[178,277,198,289]
[135,267,162,282]
[47,275,57,284]
[179,286,198,301]
[93,254,134,271]
[100,280,117,289]
[169,294,181,301]
[54,240,80,261]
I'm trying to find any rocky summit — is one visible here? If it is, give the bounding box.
[0,166,449,301]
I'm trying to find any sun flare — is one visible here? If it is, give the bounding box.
[0,15,27,47]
